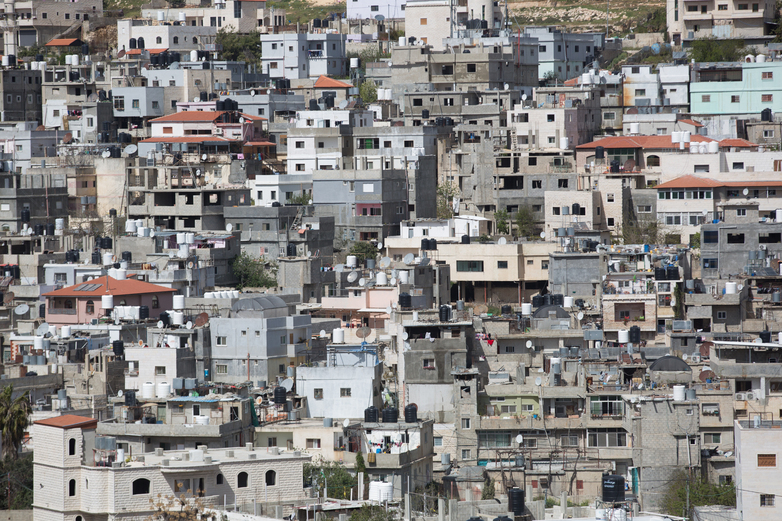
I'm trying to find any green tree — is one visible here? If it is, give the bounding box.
[690,232,701,249]
[304,460,356,500]
[673,281,684,320]
[660,471,735,518]
[621,213,663,245]
[0,386,31,459]
[515,205,537,239]
[436,182,460,219]
[350,505,398,521]
[495,208,509,235]
[359,80,378,103]
[288,191,312,205]
[0,454,33,509]
[349,241,378,264]
[232,251,277,289]
[690,37,751,62]
[215,29,263,65]
[481,477,496,500]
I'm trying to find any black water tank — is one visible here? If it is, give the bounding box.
[404,404,418,423]
[33,224,43,235]
[501,305,512,315]
[382,408,398,423]
[422,109,430,119]
[216,100,225,111]
[602,474,626,503]
[654,267,666,280]
[595,146,605,159]
[35,54,44,62]
[439,305,450,322]
[572,203,581,216]
[429,238,437,250]
[286,243,296,257]
[313,18,322,28]
[666,265,679,280]
[762,108,773,122]
[399,292,412,308]
[91,251,101,264]
[364,406,379,422]
[39,303,45,318]
[200,91,208,102]
[322,19,329,28]
[20,209,30,222]
[124,389,136,407]
[273,386,287,404]
[102,237,113,250]
[139,305,149,320]
[112,340,124,357]
[159,311,170,327]
[629,325,641,343]
[109,208,117,217]
[532,295,544,308]
[421,238,430,251]
[122,251,132,262]
[81,44,90,56]
[508,488,525,515]
[760,331,772,343]
[551,294,564,306]
[461,234,470,244]
[64,251,73,263]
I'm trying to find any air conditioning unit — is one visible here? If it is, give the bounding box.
[735,392,746,401]
[214,128,223,135]
[760,244,767,250]
[746,391,756,400]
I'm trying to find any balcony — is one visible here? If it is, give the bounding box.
[341,446,429,469]
[47,308,77,315]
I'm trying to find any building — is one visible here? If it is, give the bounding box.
[666,0,776,46]
[117,19,218,53]
[1,1,103,49]
[404,0,506,51]
[142,1,284,34]
[690,62,782,116]
[348,0,407,19]
[524,26,600,81]
[260,33,347,80]
[734,419,782,520]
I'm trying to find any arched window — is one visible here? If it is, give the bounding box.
[86,300,94,314]
[76,516,83,521]
[647,155,660,167]
[192,37,198,44]
[156,36,162,44]
[265,470,276,486]
[132,478,151,495]
[64,299,73,309]
[237,472,248,488]
[173,36,179,44]
[152,295,159,309]
[68,438,76,455]
[216,474,224,485]
[69,479,76,496]
[119,300,127,306]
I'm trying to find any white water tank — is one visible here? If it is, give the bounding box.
[564,296,574,308]
[179,11,187,21]
[618,329,630,343]
[157,10,165,21]
[725,282,738,294]
[399,36,406,46]
[136,226,146,237]
[55,218,65,230]
[71,54,79,67]
[679,141,685,151]
[596,508,608,521]
[399,270,409,284]
[117,448,125,462]
[629,122,640,135]
[673,385,686,402]
[346,255,357,267]
[194,415,209,425]
[178,243,189,258]
[103,252,114,265]
[157,381,170,398]
[173,295,185,310]
[333,328,345,344]
[521,303,532,315]
[108,268,118,279]
[671,131,681,143]
[708,141,719,154]
[116,269,127,280]
[608,509,627,521]
[190,50,199,62]
[141,381,156,399]
[204,292,215,298]
[560,137,569,150]
[102,294,114,309]
[689,143,699,154]
[377,272,388,285]
[176,232,186,244]
[699,143,708,154]
[120,260,129,269]
[350,57,360,69]
[125,220,137,233]
[172,311,184,325]
[368,481,394,502]
[186,233,195,244]
[33,336,43,350]
[61,325,71,338]
[231,290,240,298]
[683,131,691,143]
[757,54,767,62]
[745,54,756,63]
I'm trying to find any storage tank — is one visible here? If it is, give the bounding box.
[563,296,574,308]
[176,232,186,244]
[683,131,691,143]
[173,295,185,310]
[171,311,184,325]
[186,233,195,244]
[333,328,344,343]
[364,406,379,422]
[194,415,209,425]
[708,141,719,154]
[125,220,138,234]
[141,381,156,399]
[157,381,170,398]
[602,474,626,503]
[103,252,114,265]
[382,408,398,423]
[157,10,165,21]
[61,325,71,338]
[521,303,532,315]
[368,482,394,502]
[346,255,357,267]
[190,50,198,62]
[116,269,127,280]
[323,418,333,427]
[685,388,697,401]
[618,329,630,343]
[102,294,114,309]
[629,325,641,343]
[560,137,569,149]
[404,404,418,423]
[699,143,708,154]
[673,385,686,402]
[629,122,640,135]
[689,143,699,154]
[399,293,412,308]
[179,11,187,21]
[399,270,409,284]
[760,330,772,343]
[350,57,360,69]
[508,488,525,515]
[725,282,738,294]
[55,218,65,231]
[671,131,681,143]
[273,386,287,404]
[377,272,388,285]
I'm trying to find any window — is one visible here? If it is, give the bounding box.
[114,96,124,111]
[497,261,508,269]
[314,388,323,399]
[434,437,443,447]
[761,495,775,507]
[561,435,578,447]
[727,233,744,244]
[467,64,476,72]
[216,474,224,485]
[763,94,773,102]
[69,479,76,496]
[237,472,249,488]
[132,479,151,494]
[174,480,191,493]
[306,439,322,449]
[764,130,775,138]
[69,438,76,455]
[763,71,774,80]
[604,112,616,120]
[701,95,711,103]
[155,366,166,376]
[423,359,435,369]
[420,17,427,25]
[86,300,94,314]
[266,470,276,486]
[547,114,555,122]
[173,36,179,44]
[702,403,720,416]
[216,364,228,374]
[542,261,549,269]
[718,3,727,8]
[456,261,484,272]
[703,258,718,269]
[152,296,159,309]
[717,311,727,320]
[156,36,163,44]
[587,429,627,447]
[532,180,542,189]
[295,141,305,149]
[635,89,646,96]
[719,475,732,484]
[758,454,777,467]
[637,205,652,213]
[461,418,471,429]
[216,336,227,346]
[704,433,721,444]
[558,179,568,188]
[340,388,351,397]
[607,218,615,227]
[737,208,747,216]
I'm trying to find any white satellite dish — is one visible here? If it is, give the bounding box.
[13,303,29,315]
[743,188,749,196]
[150,231,156,237]
[577,312,584,320]
[380,257,391,268]
[118,390,124,397]
[168,251,175,259]
[201,154,208,161]
[504,83,509,90]
[683,353,688,361]
[250,90,256,97]
[193,96,200,102]
[185,321,193,329]
[534,377,542,386]
[343,418,350,428]
[307,251,312,257]
[402,331,409,340]
[377,242,383,249]
[239,117,245,124]
[358,278,366,286]
[37,322,50,336]
[226,223,233,232]
[515,434,523,444]
[335,264,345,273]
[195,169,201,177]
[390,277,397,285]
[347,271,358,283]
[540,231,546,239]
[157,320,164,328]
[738,284,744,290]
[526,340,533,348]
[403,253,415,265]
[101,150,111,158]
[386,306,392,314]
[124,144,138,156]
[391,269,398,278]
[522,93,528,101]
[498,237,507,245]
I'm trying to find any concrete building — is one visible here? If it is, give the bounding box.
[690,62,782,116]
[221,89,305,123]
[1,1,103,49]
[260,33,347,80]
[142,1,284,34]
[734,419,782,520]
[524,26,599,81]
[348,0,407,19]
[667,0,776,46]
[0,169,69,233]
[117,19,218,53]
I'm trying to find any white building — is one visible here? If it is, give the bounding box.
[735,418,782,520]
[261,33,347,80]
[141,1,284,34]
[348,0,407,19]
[117,19,218,52]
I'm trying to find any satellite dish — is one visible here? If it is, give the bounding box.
[419,257,431,267]
[540,231,546,239]
[403,253,415,265]
[391,269,398,278]
[380,257,391,268]
[347,271,358,283]
[390,277,397,285]
[377,242,383,249]
[226,223,233,232]
[356,327,371,338]
[743,188,749,196]
[124,144,138,156]
[702,209,708,216]
[37,322,50,336]
[193,96,200,102]
[335,264,345,273]
[13,303,28,315]
[515,434,523,444]
[338,100,349,109]
[280,378,294,392]
[201,154,208,161]
[738,284,744,290]
[101,150,111,158]
[670,298,676,307]
[150,231,156,237]
[185,321,193,329]
[498,237,507,245]
[683,354,688,361]
[195,169,201,177]
[577,312,584,320]
[138,340,144,346]
[526,340,533,348]
[157,320,164,328]
[194,313,209,327]
[402,331,409,340]
[375,14,385,21]
[239,117,245,124]
[168,251,175,259]
[3,292,14,305]
[250,90,256,97]
[343,418,350,428]
[117,390,124,397]
[386,306,392,314]
[534,377,542,386]
[522,93,528,101]
[504,83,509,90]
[358,278,366,286]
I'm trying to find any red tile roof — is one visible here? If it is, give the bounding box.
[45,38,82,47]
[656,175,782,189]
[34,414,98,429]
[239,113,267,121]
[151,111,225,123]
[678,119,704,128]
[140,136,235,143]
[43,276,176,298]
[125,48,169,55]
[576,135,717,150]
[718,138,758,148]
[245,141,276,146]
[313,75,352,89]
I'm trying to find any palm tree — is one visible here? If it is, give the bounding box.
[0,385,32,459]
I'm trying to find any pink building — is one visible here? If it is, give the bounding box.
[43,276,176,325]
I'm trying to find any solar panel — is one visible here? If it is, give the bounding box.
[74,283,102,291]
